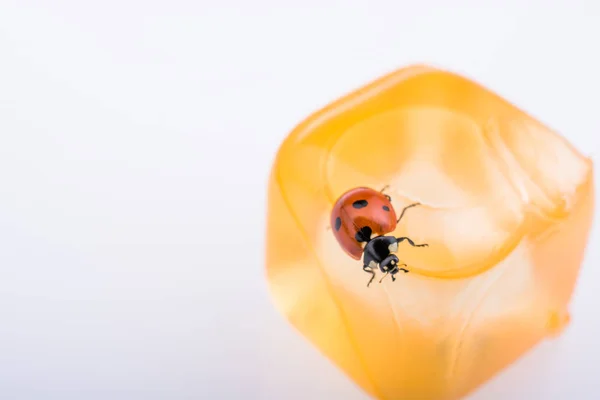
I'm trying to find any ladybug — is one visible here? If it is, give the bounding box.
[330,186,428,287]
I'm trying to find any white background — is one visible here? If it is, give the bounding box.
[1,1,599,399]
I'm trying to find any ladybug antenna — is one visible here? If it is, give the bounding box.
[354,226,373,243]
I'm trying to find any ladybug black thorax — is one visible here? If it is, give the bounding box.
[362,235,398,265]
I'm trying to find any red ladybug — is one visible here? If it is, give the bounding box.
[330,186,428,287]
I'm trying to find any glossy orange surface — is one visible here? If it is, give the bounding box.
[264,65,594,400]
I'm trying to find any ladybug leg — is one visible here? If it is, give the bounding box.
[391,264,409,281]
[396,237,428,248]
[363,264,376,287]
[396,202,422,223]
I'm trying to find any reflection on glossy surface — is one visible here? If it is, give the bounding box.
[265,65,594,400]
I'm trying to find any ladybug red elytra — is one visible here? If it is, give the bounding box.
[330,186,428,287]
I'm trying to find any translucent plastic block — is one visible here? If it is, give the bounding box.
[264,65,594,400]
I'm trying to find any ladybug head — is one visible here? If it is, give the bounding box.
[330,187,398,260]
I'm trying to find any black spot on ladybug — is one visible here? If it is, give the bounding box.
[382,205,390,211]
[355,226,372,243]
[335,217,342,231]
[352,200,368,209]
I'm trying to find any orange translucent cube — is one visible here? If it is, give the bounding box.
[264,65,594,399]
